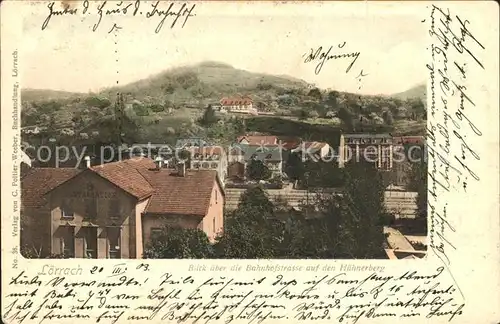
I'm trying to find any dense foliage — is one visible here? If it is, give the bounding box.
[144,163,390,259]
[143,226,215,259]
[246,159,272,181]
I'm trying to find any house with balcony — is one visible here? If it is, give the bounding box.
[187,146,228,184]
[20,157,224,259]
[227,144,283,180]
[339,133,394,170]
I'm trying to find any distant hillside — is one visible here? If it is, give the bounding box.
[20,61,426,146]
[22,88,84,103]
[391,84,426,101]
[98,61,310,104]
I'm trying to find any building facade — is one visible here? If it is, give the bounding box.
[188,146,228,184]
[228,144,283,179]
[20,158,224,259]
[220,96,256,114]
[339,134,394,170]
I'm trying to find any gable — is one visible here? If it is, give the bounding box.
[48,169,136,203]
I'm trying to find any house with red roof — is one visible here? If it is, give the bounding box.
[21,157,224,259]
[220,96,257,114]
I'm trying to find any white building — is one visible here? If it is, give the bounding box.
[220,96,257,114]
[188,146,228,184]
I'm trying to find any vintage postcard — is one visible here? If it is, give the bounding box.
[1,1,499,323]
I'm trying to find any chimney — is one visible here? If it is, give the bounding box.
[154,156,163,170]
[177,162,186,177]
[84,156,91,168]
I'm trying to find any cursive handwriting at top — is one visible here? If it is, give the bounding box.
[41,1,196,34]
[303,43,361,75]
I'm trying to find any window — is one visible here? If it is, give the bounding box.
[60,227,75,258]
[108,199,120,220]
[215,190,218,203]
[202,162,209,168]
[211,163,218,169]
[213,217,216,232]
[61,200,74,218]
[83,227,98,259]
[193,162,200,168]
[107,227,121,259]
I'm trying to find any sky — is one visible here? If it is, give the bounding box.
[20,1,427,95]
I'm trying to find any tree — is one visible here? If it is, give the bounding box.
[214,186,284,258]
[303,161,344,188]
[199,104,218,126]
[382,110,394,125]
[150,104,165,113]
[285,152,305,181]
[307,87,323,101]
[143,226,214,259]
[309,110,320,119]
[326,91,339,110]
[315,161,387,259]
[338,107,355,131]
[246,159,272,181]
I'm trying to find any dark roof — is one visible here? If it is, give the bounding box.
[230,144,282,161]
[138,169,219,216]
[21,168,81,209]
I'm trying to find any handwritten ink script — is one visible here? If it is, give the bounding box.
[426,4,484,294]
[302,42,361,75]
[41,1,196,33]
[3,264,465,324]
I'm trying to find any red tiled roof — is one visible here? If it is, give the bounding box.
[138,169,218,216]
[21,168,81,209]
[24,158,220,218]
[90,158,155,199]
[237,135,278,146]
[277,136,302,150]
[220,96,252,106]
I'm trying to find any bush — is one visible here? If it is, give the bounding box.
[143,227,214,259]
